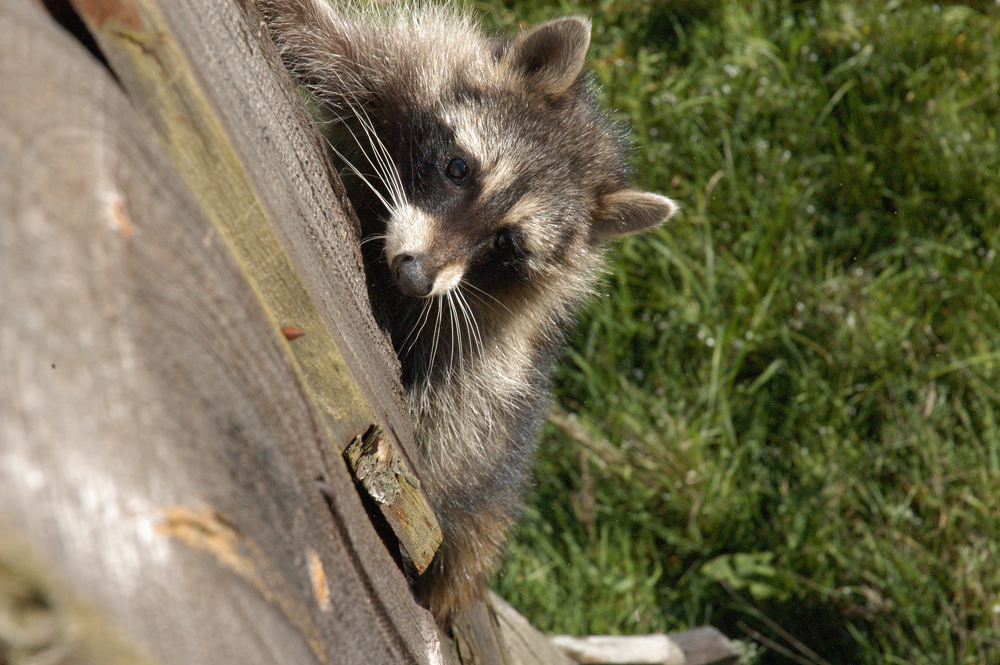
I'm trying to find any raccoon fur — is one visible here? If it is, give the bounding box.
[258,0,679,623]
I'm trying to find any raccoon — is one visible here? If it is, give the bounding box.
[259,0,679,623]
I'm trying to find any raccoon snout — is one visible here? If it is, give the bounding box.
[391,254,433,298]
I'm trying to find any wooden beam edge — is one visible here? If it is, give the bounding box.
[344,426,442,573]
[67,0,443,571]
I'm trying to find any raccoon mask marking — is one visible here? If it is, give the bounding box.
[259,0,679,624]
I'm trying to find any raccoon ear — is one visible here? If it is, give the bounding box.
[506,17,591,96]
[591,189,679,242]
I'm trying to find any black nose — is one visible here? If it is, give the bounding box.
[391,254,433,297]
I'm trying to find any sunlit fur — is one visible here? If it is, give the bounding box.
[260,0,679,623]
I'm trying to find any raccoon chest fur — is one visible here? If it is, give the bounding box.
[260,0,679,624]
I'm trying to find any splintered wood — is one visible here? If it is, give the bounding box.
[344,425,442,573]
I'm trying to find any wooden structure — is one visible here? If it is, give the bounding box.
[0,0,741,663]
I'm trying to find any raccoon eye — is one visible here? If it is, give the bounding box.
[493,228,515,253]
[444,157,469,185]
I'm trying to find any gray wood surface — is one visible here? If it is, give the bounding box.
[158,0,418,464]
[491,594,577,665]
[671,626,742,665]
[549,627,740,665]
[64,0,442,575]
[0,1,438,662]
[549,634,685,664]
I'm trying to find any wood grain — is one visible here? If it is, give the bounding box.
[0,1,438,662]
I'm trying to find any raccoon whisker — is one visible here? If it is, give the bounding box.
[350,99,406,209]
[336,165,386,193]
[452,286,476,360]
[458,288,497,318]
[321,104,402,210]
[450,290,466,364]
[308,70,398,205]
[302,62,374,107]
[358,233,388,248]
[456,287,484,360]
[461,282,514,316]
[400,294,424,327]
[427,296,444,380]
[325,140,394,211]
[335,90,406,210]
[348,114,400,207]
[451,292,469,367]
[446,291,460,369]
[402,297,434,356]
[445,291,456,368]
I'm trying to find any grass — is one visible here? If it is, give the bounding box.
[475,1,1000,663]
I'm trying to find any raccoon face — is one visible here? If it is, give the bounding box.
[377,16,678,304]
[380,123,538,302]
[264,2,678,305]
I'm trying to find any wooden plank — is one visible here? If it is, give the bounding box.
[449,597,515,665]
[65,0,441,573]
[490,594,577,665]
[344,426,442,573]
[0,537,156,665]
[671,627,741,665]
[549,635,684,665]
[549,627,740,665]
[491,594,740,665]
[65,0,369,448]
[0,1,440,663]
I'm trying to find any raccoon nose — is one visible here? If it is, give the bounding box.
[391,254,433,298]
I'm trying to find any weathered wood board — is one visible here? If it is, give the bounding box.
[62,0,442,574]
[69,0,419,465]
[0,1,440,662]
[549,627,740,665]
